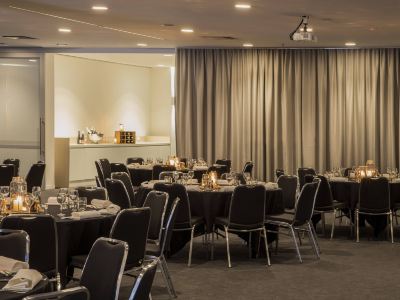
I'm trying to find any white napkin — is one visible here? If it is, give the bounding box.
[0,256,29,273]
[217,179,229,186]
[392,178,400,183]
[329,177,348,182]
[265,182,279,190]
[99,204,121,215]
[193,166,208,171]
[71,210,101,220]
[91,199,112,209]
[2,269,42,292]
[47,197,59,205]
[187,179,198,185]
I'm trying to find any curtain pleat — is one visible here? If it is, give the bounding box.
[175,48,400,181]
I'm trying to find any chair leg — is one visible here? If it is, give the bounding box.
[275,234,279,255]
[262,227,271,266]
[211,224,215,260]
[224,226,232,268]
[310,223,321,254]
[297,231,303,246]
[356,210,360,243]
[330,209,336,240]
[248,232,252,259]
[290,226,302,263]
[321,213,326,236]
[188,225,196,267]
[308,223,320,259]
[390,212,394,244]
[159,256,177,298]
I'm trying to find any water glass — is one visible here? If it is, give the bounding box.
[78,197,87,211]
[188,170,194,180]
[173,171,180,182]
[244,172,251,183]
[0,186,10,198]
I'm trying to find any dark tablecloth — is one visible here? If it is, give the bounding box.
[135,185,284,254]
[330,181,400,236]
[0,277,48,300]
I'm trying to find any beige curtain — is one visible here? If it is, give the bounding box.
[175,48,400,181]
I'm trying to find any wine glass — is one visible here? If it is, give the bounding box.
[244,172,251,183]
[68,190,79,212]
[32,186,41,202]
[57,188,68,217]
[188,170,194,180]
[173,171,180,183]
[0,186,10,198]
[25,194,35,213]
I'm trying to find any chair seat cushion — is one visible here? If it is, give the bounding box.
[265,214,292,227]
[357,207,391,214]
[174,216,204,229]
[145,242,161,256]
[70,254,87,269]
[315,201,345,212]
[214,217,264,230]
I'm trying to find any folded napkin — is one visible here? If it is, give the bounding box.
[329,177,348,182]
[99,204,121,215]
[193,166,208,171]
[71,210,101,220]
[265,182,279,190]
[217,179,229,186]
[2,269,42,292]
[187,179,198,185]
[91,199,112,209]
[47,197,59,205]
[0,256,29,273]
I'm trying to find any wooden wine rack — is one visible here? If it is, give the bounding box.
[115,131,136,144]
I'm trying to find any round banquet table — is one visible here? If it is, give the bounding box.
[329,179,400,237]
[136,181,284,255]
[0,276,48,300]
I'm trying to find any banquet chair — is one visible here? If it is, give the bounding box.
[357,177,393,243]
[265,180,321,263]
[208,165,226,178]
[143,191,169,244]
[26,163,46,193]
[0,229,29,263]
[313,175,345,239]
[297,167,316,190]
[3,158,20,176]
[242,161,254,175]
[145,198,180,299]
[95,176,102,188]
[0,214,60,289]
[111,172,136,206]
[76,186,107,202]
[159,171,183,180]
[110,162,130,174]
[212,185,270,268]
[23,286,90,300]
[277,175,298,212]
[95,161,105,187]
[343,168,352,177]
[80,237,128,300]
[127,157,145,165]
[105,178,132,209]
[99,159,112,180]
[153,182,205,267]
[275,169,285,180]
[128,258,158,300]
[0,164,15,187]
[152,165,176,181]
[69,208,150,280]
[215,159,231,173]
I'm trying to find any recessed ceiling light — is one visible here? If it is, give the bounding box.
[163,54,174,57]
[345,42,356,46]
[58,28,71,33]
[156,64,166,67]
[56,43,68,46]
[243,43,253,47]
[235,3,251,9]
[137,43,148,47]
[28,59,37,62]
[92,5,108,11]
[181,28,194,33]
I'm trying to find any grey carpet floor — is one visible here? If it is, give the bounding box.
[105,220,400,299]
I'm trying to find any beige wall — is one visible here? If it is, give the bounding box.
[54,54,152,138]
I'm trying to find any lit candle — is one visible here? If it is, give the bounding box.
[12,195,23,212]
[366,170,372,177]
[209,171,217,186]
[169,158,175,166]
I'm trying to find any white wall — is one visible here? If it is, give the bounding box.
[149,67,172,136]
[54,55,152,138]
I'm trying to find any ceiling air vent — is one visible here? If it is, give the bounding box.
[200,36,237,40]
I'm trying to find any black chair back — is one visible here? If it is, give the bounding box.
[293,180,320,226]
[3,159,19,176]
[99,159,112,180]
[242,161,254,174]
[208,165,227,178]
[228,185,266,228]
[275,169,285,180]
[297,167,317,189]
[80,237,128,300]
[77,186,107,202]
[105,178,131,209]
[215,159,231,172]
[110,208,150,269]
[126,157,144,165]
[95,161,105,187]
[153,183,191,225]
[343,168,352,177]
[0,215,58,277]
[160,198,180,255]
[110,163,129,174]
[0,164,15,187]
[0,229,29,263]
[143,191,168,242]
[314,175,334,209]
[111,172,135,205]
[128,259,158,300]
[277,175,298,209]
[152,165,176,181]
[23,287,90,300]
[26,163,46,193]
[359,177,390,213]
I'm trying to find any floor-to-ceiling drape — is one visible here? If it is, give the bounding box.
[175,48,400,181]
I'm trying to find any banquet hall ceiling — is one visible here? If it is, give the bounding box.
[1,0,400,49]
